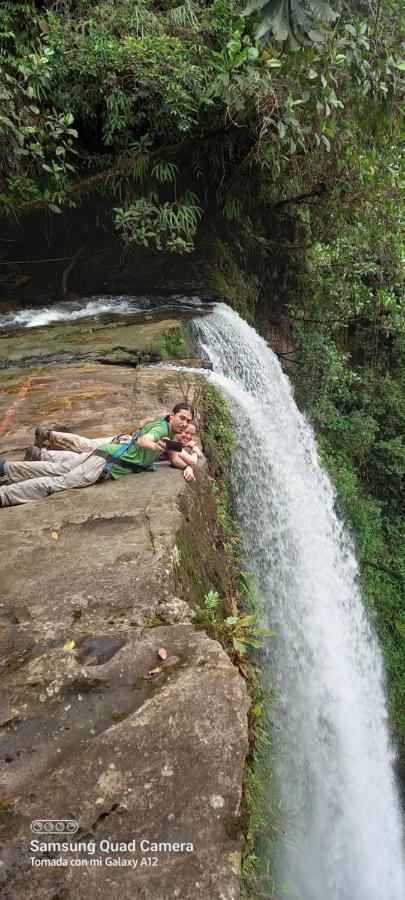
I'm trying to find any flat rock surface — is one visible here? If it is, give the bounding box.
[0,362,199,454]
[0,366,249,899]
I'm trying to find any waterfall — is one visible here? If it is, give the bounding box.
[192,304,405,900]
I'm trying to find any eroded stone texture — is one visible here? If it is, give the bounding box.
[0,363,199,455]
[0,368,249,900]
[155,597,194,624]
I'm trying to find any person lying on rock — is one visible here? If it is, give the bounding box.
[29,416,204,481]
[25,418,203,468]
[25,419,203,481]
[0,403,196,507]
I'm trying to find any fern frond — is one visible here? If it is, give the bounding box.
[168,1,199,29]
[151,160,178,183]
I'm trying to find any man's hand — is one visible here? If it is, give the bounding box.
[184,440,204,460]
[183,465,195,483]
[154,436,170,452]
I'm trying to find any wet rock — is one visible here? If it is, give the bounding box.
[0,314,183,369]
[74,635,128,667]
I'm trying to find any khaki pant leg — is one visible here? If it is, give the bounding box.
[0,454,107,506]
[41,437,114,461]
[49,431,113,452]
[40,448,85,462]
[5,453,93,483]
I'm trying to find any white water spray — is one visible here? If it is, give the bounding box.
[193,304,404,900]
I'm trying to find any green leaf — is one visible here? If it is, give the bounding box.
[233,638,247,656]
[238,614,258,627]
[238,637,263,648]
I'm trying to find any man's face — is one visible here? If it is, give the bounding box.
[169,409,193,434]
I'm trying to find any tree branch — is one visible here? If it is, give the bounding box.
[274,183,328,208]
[360,558,402,580]
[0,129,226,221]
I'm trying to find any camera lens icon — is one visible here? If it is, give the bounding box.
[30,819,78,834]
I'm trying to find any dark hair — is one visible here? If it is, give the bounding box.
[171,402,195,417]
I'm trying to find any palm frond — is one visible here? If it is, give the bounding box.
[244,0,338,46]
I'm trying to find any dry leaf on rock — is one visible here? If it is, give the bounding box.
[157,647,168,660]
[51,531,59,540]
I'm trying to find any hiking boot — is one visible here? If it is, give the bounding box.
[34,424,52,448]
[24,444,42,461]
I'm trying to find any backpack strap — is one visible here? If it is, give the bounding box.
[105,420,169,471]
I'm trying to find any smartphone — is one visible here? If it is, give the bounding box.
[165,440,183,452]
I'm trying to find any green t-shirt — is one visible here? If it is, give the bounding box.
[101,418,171,480]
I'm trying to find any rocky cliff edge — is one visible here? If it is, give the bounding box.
[0,364,249,900]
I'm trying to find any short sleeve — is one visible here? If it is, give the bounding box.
[143,424,167,441]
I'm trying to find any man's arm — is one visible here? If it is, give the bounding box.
[136,431,168,452]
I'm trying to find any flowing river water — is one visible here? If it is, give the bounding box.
[192,304,405,900]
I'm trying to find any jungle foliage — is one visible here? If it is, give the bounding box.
[0,2,402,249]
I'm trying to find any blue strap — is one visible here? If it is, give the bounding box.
[105,430,141,471]
[105,420,169,472]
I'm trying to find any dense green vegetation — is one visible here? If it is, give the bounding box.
[199,383,280,897]
[149,325,191,358]
[1,2,402,244]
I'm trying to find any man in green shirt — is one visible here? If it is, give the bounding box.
[94,406,195,480]
[0,403,195,507]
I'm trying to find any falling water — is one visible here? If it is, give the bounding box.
[192,304,404,900]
